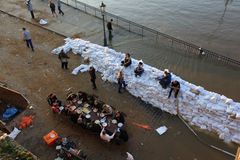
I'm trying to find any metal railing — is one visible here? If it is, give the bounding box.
[61,0,240,67]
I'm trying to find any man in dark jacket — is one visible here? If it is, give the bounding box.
[89,66,97,89]
[168,80,180,98]
[58,49,69,69]
[107,19,113,40]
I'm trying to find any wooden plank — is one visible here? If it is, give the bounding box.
[236,147,240,160]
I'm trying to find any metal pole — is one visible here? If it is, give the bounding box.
[102,14,107,46]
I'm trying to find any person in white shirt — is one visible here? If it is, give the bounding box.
[126,152,134,160]
[100,128,116,142]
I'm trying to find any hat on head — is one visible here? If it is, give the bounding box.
[164,69,169,73]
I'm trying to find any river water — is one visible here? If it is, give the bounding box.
[83,0,240,60]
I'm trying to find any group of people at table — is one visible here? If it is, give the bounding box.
[47,91,128,144]
[118,53,180,98]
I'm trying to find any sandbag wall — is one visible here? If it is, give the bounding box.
[52,38,240,145]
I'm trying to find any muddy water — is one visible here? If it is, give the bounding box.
[83,0,240,61]
[0,12,237,160]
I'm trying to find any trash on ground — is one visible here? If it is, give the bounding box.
[156,126,168,135]
[39,19,48,25]
[19,115,33,129]
[8,127,21,139]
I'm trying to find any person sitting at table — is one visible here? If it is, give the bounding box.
[100,128,116,142]
[47,93,59,106]
[102,104,113,116]
[93,99,104,111]
[67,92,77,102]
[121,53,132,67]
[134,62,144,77]
[77,91,88,103]
[114,111,125,124]
[168,80,180,98]
[51,103,60,114]
[157,69,172,89]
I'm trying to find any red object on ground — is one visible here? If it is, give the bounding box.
[43,130,59,146]
[19,115,33,129]
[132,122,152,130]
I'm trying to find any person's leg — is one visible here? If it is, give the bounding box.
[26,40,30,48]
[91,79,97,89]
[61,62,64,69]
[28,39,34,51]
[58,6,64,15]
[122,81,127,89]
[174,89,179,98]
[30,10,35,19]
[65,62,68,69]
[168,88,173,98]
[92,79,97,89]
[108,30,112,40]
[118,81,122,93]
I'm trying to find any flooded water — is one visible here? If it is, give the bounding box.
[82,0,240,61]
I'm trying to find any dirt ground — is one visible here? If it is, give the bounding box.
[0,12,237,160]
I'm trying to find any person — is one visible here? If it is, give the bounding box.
[117,70,127,93]
[102,104,113,116]
[49,1,57,17]
[22,28,34,52]
[158,69,172,89]
[66,92,77,102]
[58,49,69,69]
[77,91,88,103]
[100,128,116,142]
[107,19,113,40]
[126,152,134,160]
[47,93,58,105]
[121,53,132,67]
[199,47,205,55]
[25,0,35,19]
[168,80,180,98]
[57,0,64,16]
[134,62,144,77]
[114,111,125,124]
[89,66,97,89]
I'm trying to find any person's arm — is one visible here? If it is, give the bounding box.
[100,128,104,136]
[109,130,117,139]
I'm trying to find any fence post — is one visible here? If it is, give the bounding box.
[94,8,96,17]
[141,26,143,37]
[75,0,77,8]
[84,4,87,13]
[67,0,68,5]
[129,23,130,32]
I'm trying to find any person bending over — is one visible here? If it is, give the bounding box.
[100,128,116,142]
[168,80,180,98]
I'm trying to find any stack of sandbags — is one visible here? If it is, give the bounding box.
[52,38,240,145]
